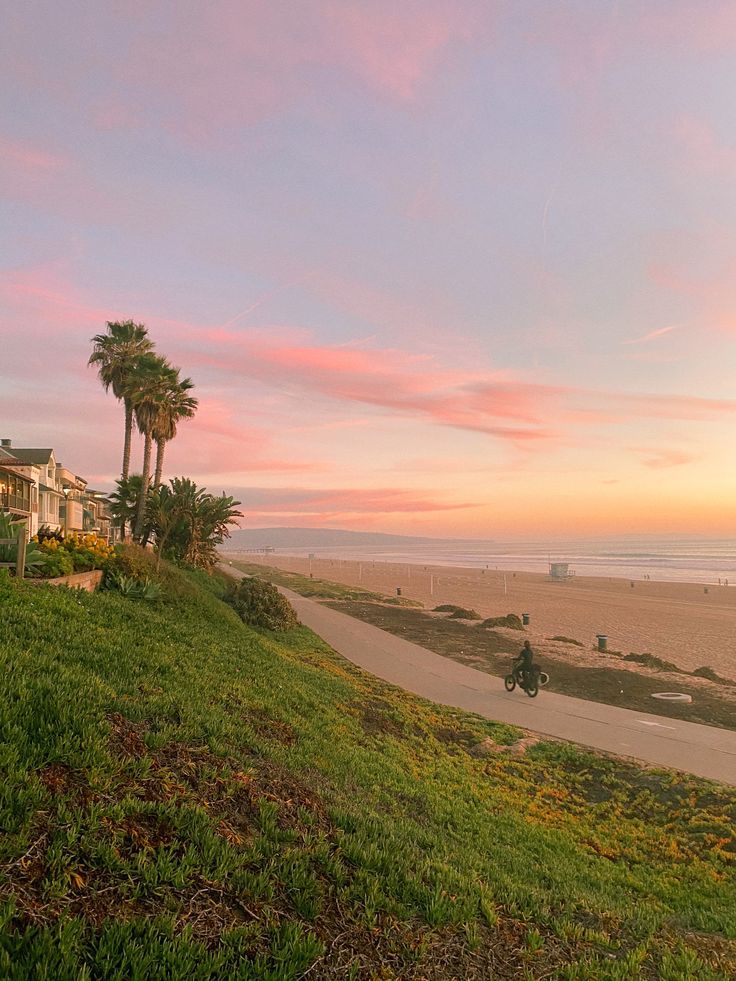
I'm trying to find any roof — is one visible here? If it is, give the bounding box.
[9,448,55,465]
[0,447,21,465]
[0,448,35,483]
[39,483,63,496]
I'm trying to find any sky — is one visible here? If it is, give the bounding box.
[2,1,736,538]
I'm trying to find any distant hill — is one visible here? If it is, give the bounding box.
[226,527,453,549]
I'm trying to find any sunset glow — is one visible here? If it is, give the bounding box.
[2,2,736,536]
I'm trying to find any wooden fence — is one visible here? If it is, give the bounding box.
[0,524,27,578]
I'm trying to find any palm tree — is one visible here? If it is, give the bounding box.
[152,373,198,489]
[88,321,155,480]
[145,477,242,569]
[131,355,179,540]
[108,475,144,536]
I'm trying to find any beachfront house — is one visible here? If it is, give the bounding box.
[2,441,65,536]
[0,443,35,532]
[1,440,116,541]
[56,466,88,534]
[83,490,116,541]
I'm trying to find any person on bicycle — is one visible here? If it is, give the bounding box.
[514,640,535,689]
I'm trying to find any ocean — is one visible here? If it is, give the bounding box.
[257,537,736,585]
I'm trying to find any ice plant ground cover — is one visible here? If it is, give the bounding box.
[0,557,734,978]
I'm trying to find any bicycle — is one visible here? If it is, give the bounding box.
[503,664,548,698]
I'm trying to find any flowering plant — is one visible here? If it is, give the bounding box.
[33,531,115,575]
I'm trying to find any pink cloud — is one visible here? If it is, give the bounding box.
[201,336,559,443]
[308,268,447,337]
[165,398,320,477]
[115,1,484,141]
[623,325,679,345]
[0,139,70,207]
[0,139,65,171]
[566,390,736,425]
[233,486,480,516]
[636,3,736,53]
[634,448,700,470]
[648,256,736,336]
[530,2,736,89]
[90,102,141,132]
[318,1,478,102]
[170,320,736,444]
[671,115,736,176]
[6,266,736,484]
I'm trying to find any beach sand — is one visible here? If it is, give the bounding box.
[231,553,736,681]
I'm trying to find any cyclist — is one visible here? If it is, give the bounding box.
[513,640,535,689]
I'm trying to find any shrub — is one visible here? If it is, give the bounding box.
[550,636,584,647]
[102,570,162,602]
[449,607,481,619]
[623,652,681,673]
[105,543,158,580]
[692,665,729,684]
[433,604,481,619]
[40,551,75,578]
[479,613,523,630]
[35,531,114,576]
[36,524,64,544]
[225,577,299,631]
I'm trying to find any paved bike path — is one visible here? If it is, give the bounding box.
[220,567,736,785]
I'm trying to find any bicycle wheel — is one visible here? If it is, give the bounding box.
[525,677,539,697]
[538,672,549,687]
[504,674,516,692]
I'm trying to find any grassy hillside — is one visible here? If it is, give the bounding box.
[0,561,734,979]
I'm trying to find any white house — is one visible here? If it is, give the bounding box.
[3,441,64,535]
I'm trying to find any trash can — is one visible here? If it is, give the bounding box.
[596,634,607,652]
[522,613,530,626]
[396,587,402,596]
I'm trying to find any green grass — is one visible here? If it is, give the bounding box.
[227,560,423,607]
[0,561,734,978]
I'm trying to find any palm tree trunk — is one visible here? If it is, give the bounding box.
[154,438,166,489]
[134,433,153,541]
[122,400,134,480]
[119,401,135,538]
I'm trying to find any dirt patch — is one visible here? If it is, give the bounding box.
[470,736,541,758]
[111,812,178,856]
[359,699,409,740]
[108,711,148,757]
[241,705,297,746]
[309,914,589,979]
[37,763,95,808]
[434,727,482,750]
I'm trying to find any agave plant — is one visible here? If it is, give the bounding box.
[0,513,45,575]
[103,569,161,602]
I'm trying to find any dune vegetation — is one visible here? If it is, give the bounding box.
[0,555,734,978]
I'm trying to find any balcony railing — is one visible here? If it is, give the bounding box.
[1,492,31,513]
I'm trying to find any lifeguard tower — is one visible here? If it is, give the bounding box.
[549,561,575,580]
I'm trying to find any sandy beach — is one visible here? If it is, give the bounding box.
[229,552,736,681]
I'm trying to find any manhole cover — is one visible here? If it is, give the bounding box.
[651,692,692,703]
